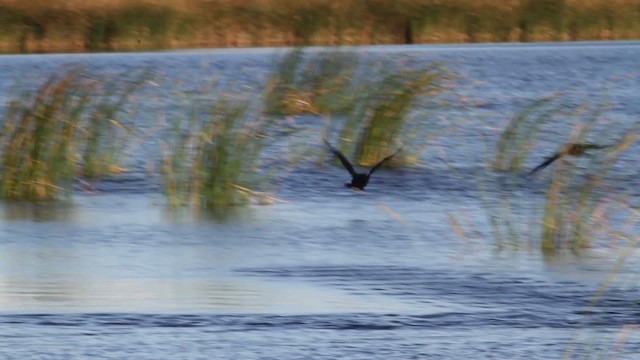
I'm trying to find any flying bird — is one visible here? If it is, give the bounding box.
[529,143,610,174]
[324,139,403,190]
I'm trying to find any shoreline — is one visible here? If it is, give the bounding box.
[2,38,640,56]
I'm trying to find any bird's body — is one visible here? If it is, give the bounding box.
[529,143,610,174]
[324,139,402,190]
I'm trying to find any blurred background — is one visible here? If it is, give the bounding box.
[1,0,640,53]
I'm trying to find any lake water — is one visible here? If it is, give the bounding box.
[1,42,640,359]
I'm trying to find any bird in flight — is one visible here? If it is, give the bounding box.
[529,143,610,174]
[324,139,403,190]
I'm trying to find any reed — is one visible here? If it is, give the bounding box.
[2,0,640,53]
[162,89,280,210]
[347,63,453,165]
[0,67,148,200]
[80,77,147,178]
[0,73,79,199]
[264,48,360,116]
[494,95,562,172]
[324,62,454,167]
[539,131,636,252]
[266,48,455,166]
[482,90,638,253]
[531,91,633,252]
[478,132,636,253]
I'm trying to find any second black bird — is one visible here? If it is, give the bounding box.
[529,143,610,174]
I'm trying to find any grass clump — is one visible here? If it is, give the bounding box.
[344,63,453,166]
[324,59,455,167]
[162,91,280,210]
[266,48,456,167]
[0,67,148,200]
[483,91,638,253]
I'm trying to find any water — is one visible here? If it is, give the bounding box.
[1,42,640,359]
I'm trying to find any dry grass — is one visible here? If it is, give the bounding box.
[1,0,639,53]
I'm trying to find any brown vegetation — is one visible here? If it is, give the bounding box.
[0,0,638,53]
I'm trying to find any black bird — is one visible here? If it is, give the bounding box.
[324,139,402,190]
[529,143,610,174]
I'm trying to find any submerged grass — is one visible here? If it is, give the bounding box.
[0,67,149,200]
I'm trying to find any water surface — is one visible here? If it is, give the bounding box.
[1,42,640,359]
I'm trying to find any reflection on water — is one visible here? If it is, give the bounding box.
[160,205,259,224]
[1,276,413,314]
[0,200,78,222]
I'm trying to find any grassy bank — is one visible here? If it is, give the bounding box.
[1,0,639,53]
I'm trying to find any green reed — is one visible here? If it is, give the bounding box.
[494,95,562,172]
[0,67,148,200]
[264,48,360,116]
[325,62,455,167]
[80,72,149,178]
[162,90,280,210]
[534,93,629,252]
[482,91,638,253]
[539,132,636,253]
[348,63,452,165]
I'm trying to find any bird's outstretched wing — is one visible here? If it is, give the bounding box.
[566,143,610,156]
[368,146,403,176]
[324,139,356,176]
[583,144,610,150]
[529,153,561,175]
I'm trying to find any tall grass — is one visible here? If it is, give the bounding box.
[2,0,640,53]
[539,131,636,252]
[494,94,562,172]
[81,73,150,178]
[0,67,149,200]
[264,48,360,116]
[483,93,638,253]
[162,89,281,210]
[346,63,453,165]
[266,48,456,166]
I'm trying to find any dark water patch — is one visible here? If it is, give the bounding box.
[238,265,640,328]
[276,161,640,207]
[0,311,585,331]
[79,173,159,195]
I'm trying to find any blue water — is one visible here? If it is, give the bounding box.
[1,42,640,359]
